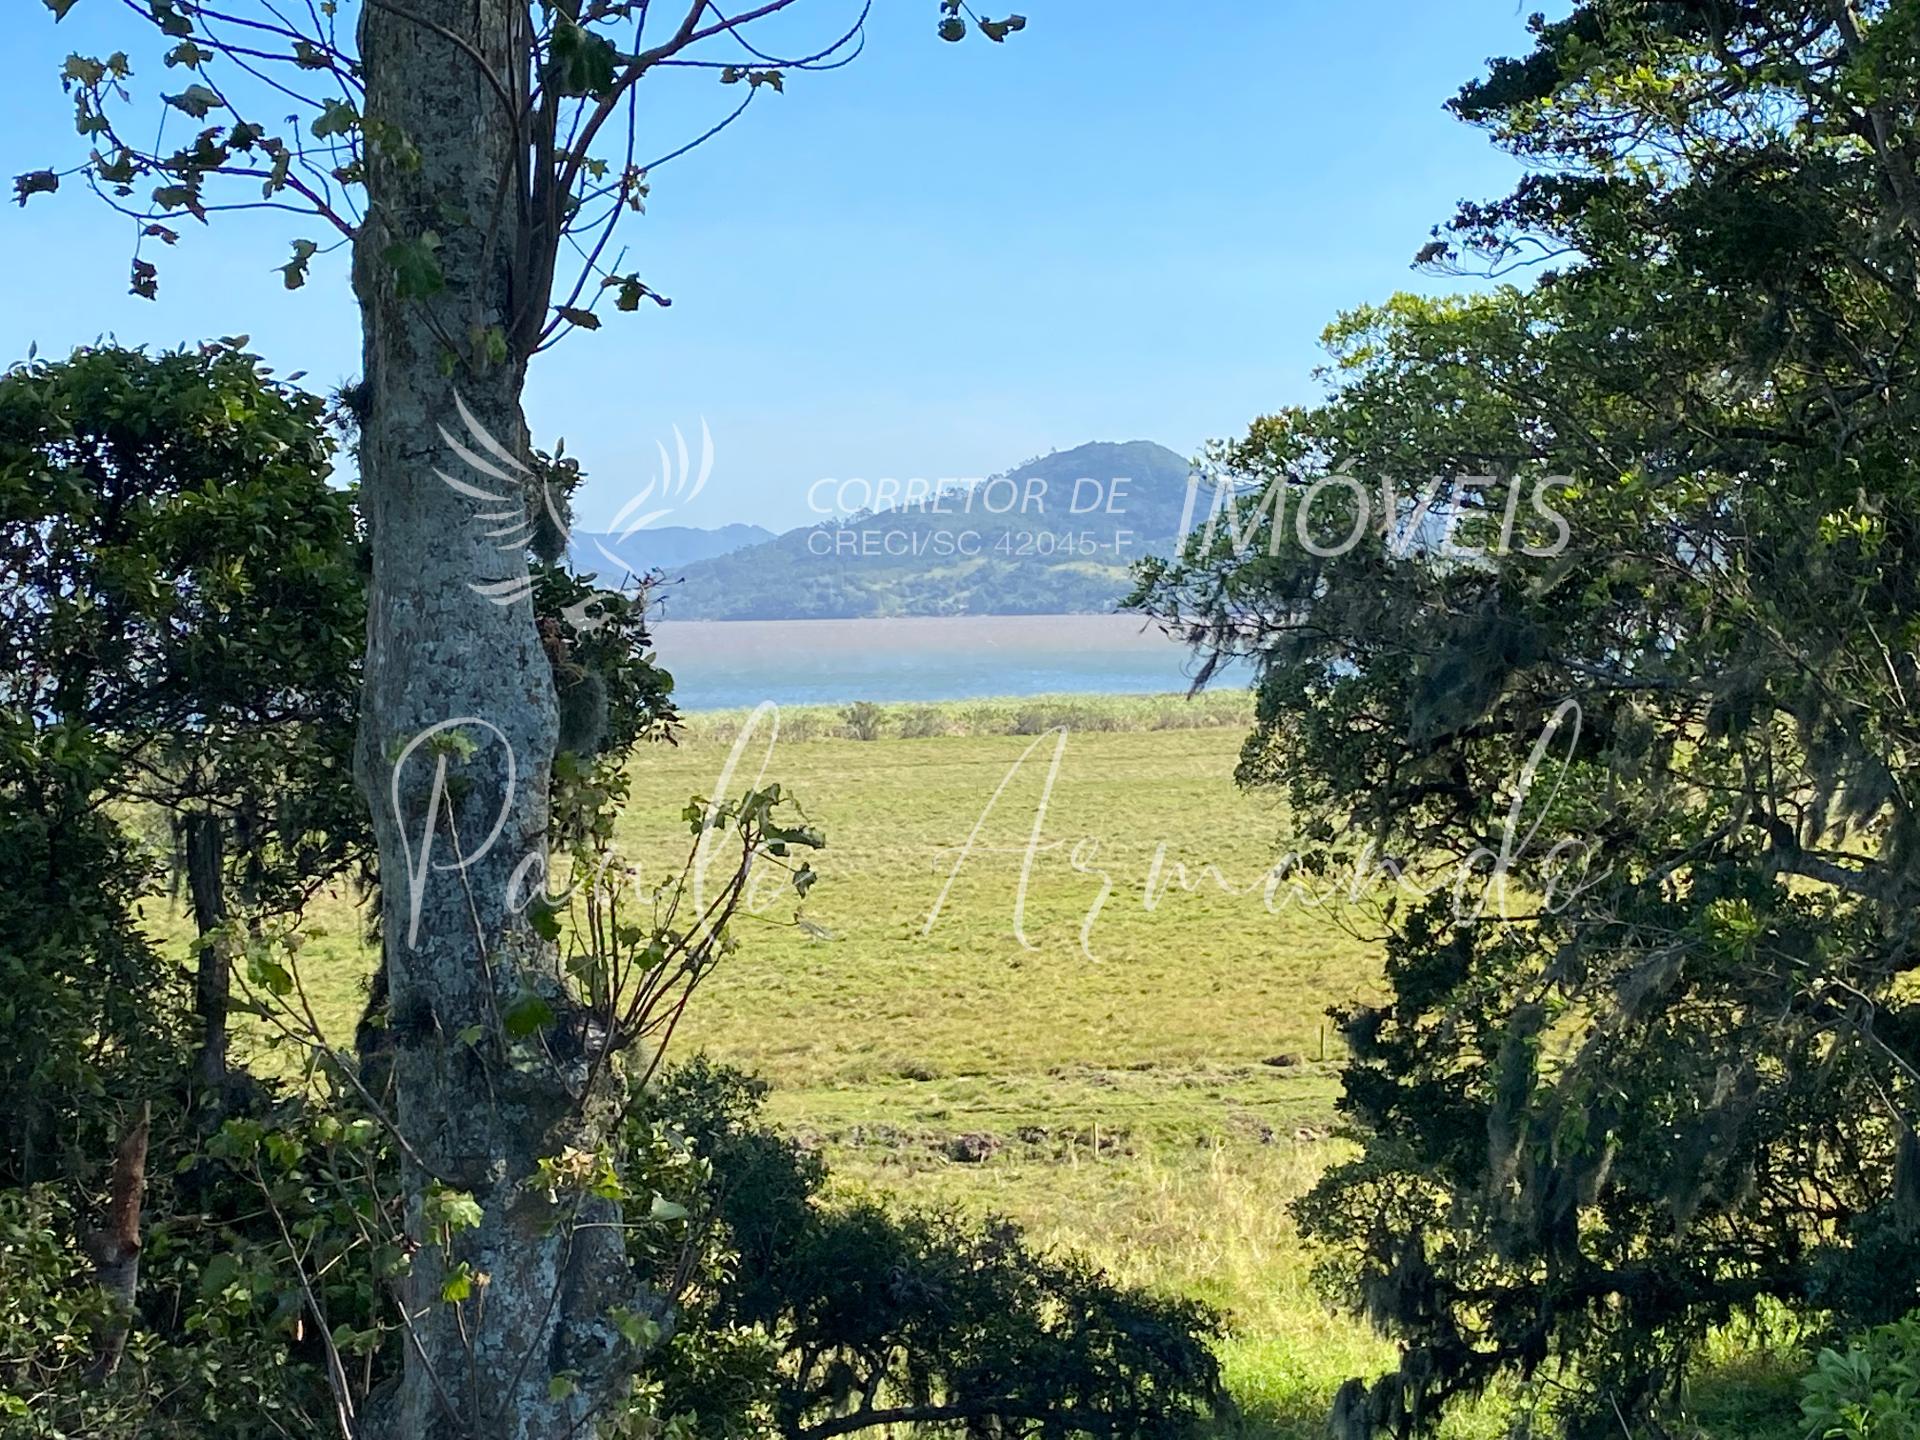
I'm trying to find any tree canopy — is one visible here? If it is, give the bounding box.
[0,340,363,1166]
[1134,2,1920,1434]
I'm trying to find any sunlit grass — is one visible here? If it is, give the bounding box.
[142,693,1807,1434]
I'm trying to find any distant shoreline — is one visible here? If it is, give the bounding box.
[667,689,1252,731]
[646,612,1231,710]
[650,610,1175,646]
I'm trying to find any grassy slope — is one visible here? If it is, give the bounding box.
[205,697,1803,1438]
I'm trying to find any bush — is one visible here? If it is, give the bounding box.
[897,705,950,740]
[1803,1316,1920,1440]
[0,1165,351,1438]
[632,1058,1230,1438]
[777,709,822,743]
[676,694,1253,745]
[840,701,885,741]
[1009,704,1058,735]
[0,723,190,1188]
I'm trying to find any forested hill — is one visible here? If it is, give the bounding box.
[637,440,1196,620]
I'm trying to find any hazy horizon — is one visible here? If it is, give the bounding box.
[0,3,1564,532]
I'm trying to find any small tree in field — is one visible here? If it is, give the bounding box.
[19,2,1019,1433]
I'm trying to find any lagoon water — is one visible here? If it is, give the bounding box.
[650,613,1240,710]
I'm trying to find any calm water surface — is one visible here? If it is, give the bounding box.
[650,614,1241,710]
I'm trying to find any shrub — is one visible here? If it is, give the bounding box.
[897,705,949,740]
[1009,704,1054,736]
[0,725,190,1188]
[778,709,822,743]
[633,1058,1229,1438]
[0,1169,350,1438]
[1803,1316,1920,1440]
[840,701,885,741]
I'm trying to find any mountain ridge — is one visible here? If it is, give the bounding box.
[620,440,1196,621]
[565,521,774,581]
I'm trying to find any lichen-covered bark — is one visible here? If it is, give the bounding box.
[353,6,637,1435]
[85,1102,149,1381]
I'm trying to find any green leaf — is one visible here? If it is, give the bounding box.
[199,1252,241,1296]
[383,231,444,299]
[554,306,601,331]
[263,143,291,196]
[311,97,358,139]
[603,274,669,311]
[546,20,618,98]
[424,1186,484,1233]
[62,53,107,85]
[331,1323,383,1356]
[504,992,556,1038]
[149,0,192,35]
[608,1306,661,1348]
[527,902,562,942]
[649,1194,689,1222]
[151,182,205,219]
[548,1373,578,1402]
[43,0,81,18]
[440,1265,473,1303]
[249,954,294,997]
[280,237,318,290]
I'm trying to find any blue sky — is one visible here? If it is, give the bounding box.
[1,2,1552,531]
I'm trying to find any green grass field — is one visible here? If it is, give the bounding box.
[213,694,1805,1438]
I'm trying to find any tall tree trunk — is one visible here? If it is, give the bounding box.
[353,6,638,1436]
[183,812,229,1098]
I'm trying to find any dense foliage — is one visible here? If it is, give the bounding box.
[642,1060,1226,1440]
[0,345,1220,1440]
[0,1057,1226,1440]
[0,341,361,1166]
[1134,2,1920,1435]
[1802,1314,1920,1440]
